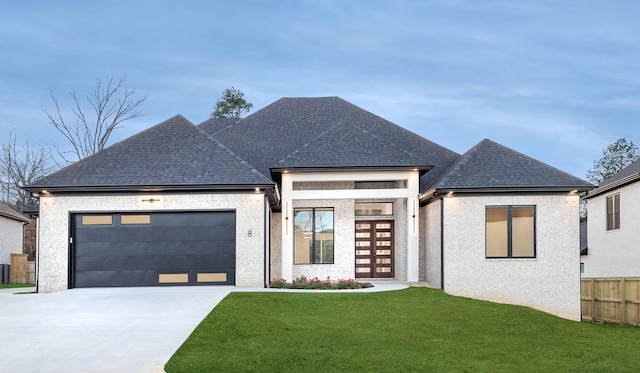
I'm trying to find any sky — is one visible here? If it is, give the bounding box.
[1,0,639,180]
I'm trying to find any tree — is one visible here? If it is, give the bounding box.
[44,76,146,165]
[586,138,640,185]
[0,131,54,211]
[211,87,253,118]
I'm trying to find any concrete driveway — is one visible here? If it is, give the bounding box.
[0,282,408,372]
[0,286,234,373]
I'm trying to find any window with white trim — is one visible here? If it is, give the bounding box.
[606,194,620,231]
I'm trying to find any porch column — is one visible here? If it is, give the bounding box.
[406,172,420,282]
[281,173,293,281]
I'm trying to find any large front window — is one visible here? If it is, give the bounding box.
[606,194,620,231]
[294,208,334,264]
[486,206,535,258]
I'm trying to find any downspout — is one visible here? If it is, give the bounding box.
[440,197,444,290]
[263,196,269,288]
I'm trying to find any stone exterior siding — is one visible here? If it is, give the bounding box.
[584,181,640,277]
[0,216,25,264]
[37,192,266,292]
[441,194,581,320]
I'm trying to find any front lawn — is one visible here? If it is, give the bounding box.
[0,283,34,289]
[166,287,640,372]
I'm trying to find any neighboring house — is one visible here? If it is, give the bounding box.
[24,97,592,320]
[582,158,640,278]
[0,201,30,265]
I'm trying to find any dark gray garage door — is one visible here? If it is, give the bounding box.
[71,211,235,288]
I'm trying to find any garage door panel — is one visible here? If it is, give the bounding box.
[75,226,235,244]
[75,254,236,272]
[75,240,235,258]
[72,211,237,287]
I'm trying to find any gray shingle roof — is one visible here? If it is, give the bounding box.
[198,118,240,136]
[599,157,640,187]
[26,115,273,191]
[430,139,593,191]
[200,97,459,190]
[0,201,30,222]
[584,157,640,199]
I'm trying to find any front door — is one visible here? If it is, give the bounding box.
[355,221,394,278]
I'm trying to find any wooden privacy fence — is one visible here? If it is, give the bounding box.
[9,254,35,284]
[581,278,640,326]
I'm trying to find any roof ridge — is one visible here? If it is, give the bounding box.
[193,126,273,183]
[431,140,483,188]
[276,119,346,165]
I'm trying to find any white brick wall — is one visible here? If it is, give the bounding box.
[584,182,640,277]
[37,193,266,292]
[0,216,25,264]
[440,194,581,320]
[423,201,442,288]
[291,199,355,280]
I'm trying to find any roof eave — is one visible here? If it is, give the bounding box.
[24,183,276,194]
[270,165,432,176]
[419,185,592,204]
[584,173,640,199]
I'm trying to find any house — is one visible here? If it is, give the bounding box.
[24,97,592,320]
[0,201,30,267]
[582,158,640,278]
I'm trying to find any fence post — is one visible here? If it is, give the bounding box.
[591,278,596,322]
[620,278,627,325]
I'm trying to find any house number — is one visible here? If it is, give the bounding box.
[248,230,253,237]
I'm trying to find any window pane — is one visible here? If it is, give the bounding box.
[294,210,313,264]
[354,202,393,216]
[293,208,334,264]
[614,195,620,230]
[315,209,334,263]
[512,207,534,257]
[82,215,113,225]
[607,195,620,230]
[486,208,508,257]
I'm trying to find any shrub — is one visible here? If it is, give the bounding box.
[269,276,373,290]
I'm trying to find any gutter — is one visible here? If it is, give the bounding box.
[584,173,640,199]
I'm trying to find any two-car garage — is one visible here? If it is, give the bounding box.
[70,211,236,288]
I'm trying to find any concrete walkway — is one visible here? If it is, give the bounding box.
[0,282,407,372]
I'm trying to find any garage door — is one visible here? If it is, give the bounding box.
[71,211,235,287]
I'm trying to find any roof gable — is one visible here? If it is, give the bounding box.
[431,139,593,192]
[27,115,273,191]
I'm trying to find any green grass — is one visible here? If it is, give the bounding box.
[165,287,640,373]
[0,283,34,289]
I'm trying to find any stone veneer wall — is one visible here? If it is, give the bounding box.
[441,194,581,320]
[37,193,266,292]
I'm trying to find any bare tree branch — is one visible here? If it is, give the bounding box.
[0,130,54,211]
[43,76,147,164]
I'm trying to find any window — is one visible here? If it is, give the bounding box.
[486,206,535,258]
[81,215,113,225]
[606,194,620,231]
[354,202,393,216]
[294,208,334,264]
